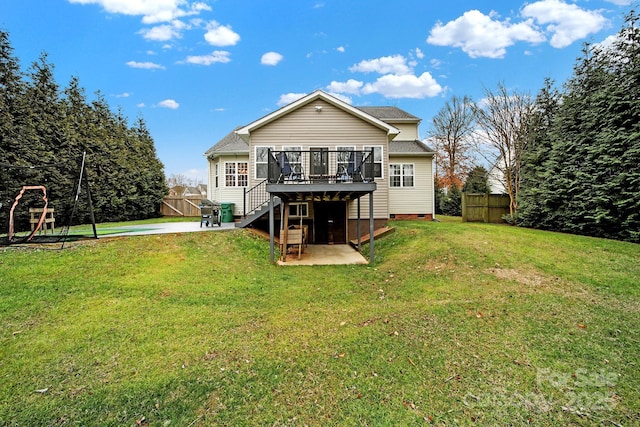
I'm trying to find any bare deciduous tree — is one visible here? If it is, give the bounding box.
[429,95,475,190]
[166,173,193,188]
[473,83,534,216]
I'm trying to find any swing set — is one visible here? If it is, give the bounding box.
[1,152,98,248]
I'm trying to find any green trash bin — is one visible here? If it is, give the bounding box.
[220,202,235,222]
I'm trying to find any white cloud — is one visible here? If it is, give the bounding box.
[114,92,131,98]
[204,21,240,46]
[521,0,608,48]
[277,93,307,106]
[592,34,618,51]
[427,10,545,58]
[184,51,231,65]
[126,61,165,70]
[261,51,283,66]
[349,54,412,75]
[68,0,211,24]
[139,24,181,41]
[361,72,444,99]
[414,48,425,59]
[158,99,179,109]
[326,79,363,95]
[137,102,146,108]
[336,46,345,53]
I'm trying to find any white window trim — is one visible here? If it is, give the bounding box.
[389,163,415,188]
[363,145,384,179]
[336,146,355,176]
[225,161,248,188]
[289,202,308,218]
[255,146,275,180]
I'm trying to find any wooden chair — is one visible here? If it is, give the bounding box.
[279,228,305,261]
[29,207,55,235]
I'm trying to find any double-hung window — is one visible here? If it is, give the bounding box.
[282,146,302,174]
[255,146,274,180]
[225,162,248,187]
[363,145,383,178]
[389,163,414,187]
[337,146,354,177]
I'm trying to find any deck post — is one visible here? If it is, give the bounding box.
[281,200,290,262]
[357,197,361,250]
[369,192,374,263]
[269,194,275,263]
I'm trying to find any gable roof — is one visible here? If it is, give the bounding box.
[235,90,400,142]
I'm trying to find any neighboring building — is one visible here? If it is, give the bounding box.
[204,90,434,254]
[487,158,508,195]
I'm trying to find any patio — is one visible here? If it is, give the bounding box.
[277,243,368,266]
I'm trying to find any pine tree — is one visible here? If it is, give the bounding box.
[0,30,27,228]
[517,78,561,228]
[462,166,490,194]
[518,10,640,242]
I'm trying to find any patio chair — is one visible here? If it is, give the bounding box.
[277,152,304,183]
[347,151,368,182]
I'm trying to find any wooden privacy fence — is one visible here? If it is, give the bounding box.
[462,193,510,223]
[161,196,202,217]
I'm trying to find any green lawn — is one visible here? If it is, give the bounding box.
[1,218,638,426]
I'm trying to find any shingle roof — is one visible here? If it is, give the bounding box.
[204,126,249,157]
[389,140,435,155]
[205,102,424,157]
[358,106,421,122]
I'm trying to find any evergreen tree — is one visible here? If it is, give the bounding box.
[22,53,72,224]
[462,166,490,193]
[0,30,26,227]
[0,30,169,228]
[440,185,462,216]
[518,10,640,242]
[130,116,167,219]
[517,78,561,229]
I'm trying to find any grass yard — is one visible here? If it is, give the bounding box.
[1,218,639,426]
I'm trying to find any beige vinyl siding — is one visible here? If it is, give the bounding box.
[391,123,419,140]
[211,154,249,215]
[207,160,218,201]
[388,155,433,215]
[249,99,390,218]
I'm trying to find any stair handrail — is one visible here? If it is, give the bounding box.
[243,179,269,217]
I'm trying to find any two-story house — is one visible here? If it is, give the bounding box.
[204,90,434,261]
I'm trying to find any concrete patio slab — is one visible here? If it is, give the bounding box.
[277,244,368,266]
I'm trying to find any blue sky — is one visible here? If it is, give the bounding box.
[1,0,635,182]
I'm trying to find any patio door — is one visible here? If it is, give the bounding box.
[310,147,328,177]
[313,201,346,244]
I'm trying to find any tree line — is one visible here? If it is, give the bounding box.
[430,10,639,243]
[0,30,167,231]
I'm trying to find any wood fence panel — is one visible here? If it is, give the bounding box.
[462,193,510,223]
[161,196,202,217]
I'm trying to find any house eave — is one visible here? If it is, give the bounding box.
[205,150,249,160]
